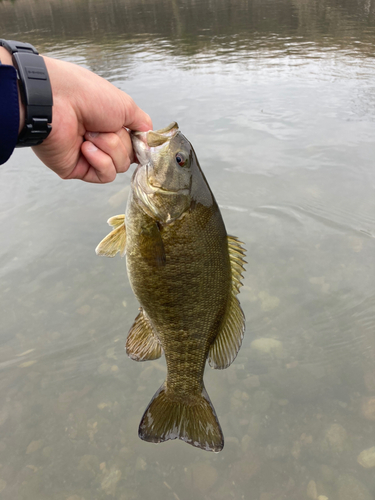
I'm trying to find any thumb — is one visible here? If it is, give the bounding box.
[121,93,153,132]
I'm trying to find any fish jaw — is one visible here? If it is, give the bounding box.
[131,122,179,163]
[130,124,193,224]
[131,130,151,165]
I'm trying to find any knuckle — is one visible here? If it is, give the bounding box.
[116,161,129,174]
[123,157,131,171]
[101,169,116,183]
[106,133,120,150]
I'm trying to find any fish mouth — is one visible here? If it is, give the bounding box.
[132,122,179,149]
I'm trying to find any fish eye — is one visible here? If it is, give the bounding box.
[176,152,187,167]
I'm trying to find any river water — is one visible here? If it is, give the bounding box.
[0,0,375,499]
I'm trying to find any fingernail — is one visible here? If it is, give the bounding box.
[87,132,99,138]
[137,123,153,132]
[86,142,98,152]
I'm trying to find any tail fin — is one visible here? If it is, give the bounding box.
[138,383,224,452]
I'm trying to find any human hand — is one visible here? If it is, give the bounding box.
[18,54,152,183]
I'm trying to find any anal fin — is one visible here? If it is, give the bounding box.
[126,308,163,361]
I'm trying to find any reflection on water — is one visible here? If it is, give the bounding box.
[1,0,375,499]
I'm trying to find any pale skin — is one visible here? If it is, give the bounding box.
[0,46,153,183]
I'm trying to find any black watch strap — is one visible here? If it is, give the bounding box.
[0,39,53,147]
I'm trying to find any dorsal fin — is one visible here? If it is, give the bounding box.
[126,309,163,361]
[208,235,246,369]
[95,215,126,258]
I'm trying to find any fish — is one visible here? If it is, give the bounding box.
[96,122,246,452]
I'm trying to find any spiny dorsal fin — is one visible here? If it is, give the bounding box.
[208,235,246,369]
[126,309,163,361]
[95,215,126,257]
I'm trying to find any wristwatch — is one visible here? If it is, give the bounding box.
[0,39,53,147]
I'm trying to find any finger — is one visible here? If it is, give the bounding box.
[63,154,113,183]
[80,141,118,183]
[85,129,133,169]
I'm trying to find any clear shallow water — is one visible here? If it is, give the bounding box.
[0,0,375,499]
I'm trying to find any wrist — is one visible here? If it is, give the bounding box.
[0,46,25,134]
[0,46,12,65]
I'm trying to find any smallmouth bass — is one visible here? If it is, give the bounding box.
[96,122,246,452]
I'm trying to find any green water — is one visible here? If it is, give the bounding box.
[0,0,375,499]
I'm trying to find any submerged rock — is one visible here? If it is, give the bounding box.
[250,338,285,359]
[361,397,375,421]
[357,447,375,469]
[26,440,43,454]
[101,467,122,496]
[324,424,348,453]
[184,462,218,493]
[306,480,318,499]
[258,291,280,311]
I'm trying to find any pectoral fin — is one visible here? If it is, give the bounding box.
[108,214,126,229]
[126,308,163,361]
[95,215,126,257]
[208,235,246,369]
[139,222,166,267]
